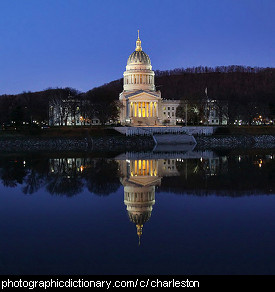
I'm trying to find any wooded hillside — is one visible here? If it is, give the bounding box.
[0,65,274,126]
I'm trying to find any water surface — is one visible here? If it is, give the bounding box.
[0,149,274,275]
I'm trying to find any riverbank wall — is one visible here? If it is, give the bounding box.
[0,134,274,152]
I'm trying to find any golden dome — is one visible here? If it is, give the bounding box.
[127,30,151,66]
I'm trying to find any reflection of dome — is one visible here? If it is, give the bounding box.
[127,50,151,66]
[124,185,155,245]
[128,211,151,225]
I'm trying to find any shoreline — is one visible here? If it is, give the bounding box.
[0,133,274,152]
[195,134,275,150]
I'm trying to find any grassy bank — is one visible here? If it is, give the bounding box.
[0,126,122,138]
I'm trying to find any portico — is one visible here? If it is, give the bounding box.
[130,101,157,118]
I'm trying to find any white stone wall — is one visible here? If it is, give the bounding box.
[160,100,180,125]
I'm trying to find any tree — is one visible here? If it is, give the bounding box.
[48,87,79,126]
[176,99,204,125]
[84,159,120,196]
[85,87,120,125]
[10,106,24,128]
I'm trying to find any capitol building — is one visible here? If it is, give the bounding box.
[119,31,179,126]
[48,31,228,127]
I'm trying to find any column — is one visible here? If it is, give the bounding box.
[127,101,129,117]
[130,103,132,117]
[145,102,147,117]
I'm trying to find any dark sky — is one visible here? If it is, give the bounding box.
[1,0,274,95]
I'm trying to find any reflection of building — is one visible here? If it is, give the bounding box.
[118,158,179,244]
[48,154,229,241]
[202,157,228,176]
[49,158,91,174]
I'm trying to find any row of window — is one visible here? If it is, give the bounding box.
[124,74,154,85]
[124,192,154,202]
[163,159,176,165]
[163,112,175,117]
[210,119,219,123]
[163,106,176,118]
[163,106,175,111]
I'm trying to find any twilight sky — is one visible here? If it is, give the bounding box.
[0,0,274,95]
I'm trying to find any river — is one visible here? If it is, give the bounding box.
[0,148,274,275]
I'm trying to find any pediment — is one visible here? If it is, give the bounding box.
[128,176,161,187]
[128,92,161,101]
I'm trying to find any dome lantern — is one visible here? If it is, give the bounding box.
[135,30,142,51]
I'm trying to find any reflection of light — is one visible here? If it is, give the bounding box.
[259,163,262,168]
[80,165,84,172]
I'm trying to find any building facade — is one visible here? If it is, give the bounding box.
[49,97,100,126]
[204,99,228,125]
